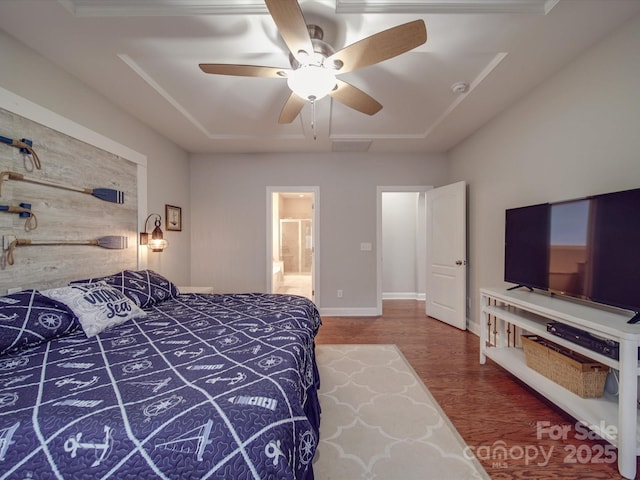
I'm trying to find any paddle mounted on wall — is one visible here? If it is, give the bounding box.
[199,0,427,124]
[5,236,128,266]
[0,171,124,204]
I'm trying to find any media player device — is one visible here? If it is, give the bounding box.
[546,322,620,360]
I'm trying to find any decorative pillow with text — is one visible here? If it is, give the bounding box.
[41,282,146,337]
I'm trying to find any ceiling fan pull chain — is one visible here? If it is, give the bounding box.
[310,96,317,140]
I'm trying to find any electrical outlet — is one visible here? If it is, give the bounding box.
[337,289,343,298]
[7,287,22,294]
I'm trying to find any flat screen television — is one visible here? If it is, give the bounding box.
[504,187,640,323]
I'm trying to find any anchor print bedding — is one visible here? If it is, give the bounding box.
[0,291,321,480]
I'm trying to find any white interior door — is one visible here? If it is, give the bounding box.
[426,181,467,330]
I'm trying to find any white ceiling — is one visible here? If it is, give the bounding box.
[0,0,638,154]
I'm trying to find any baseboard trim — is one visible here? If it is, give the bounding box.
[382,292,426,301]
[467,317,481,336]
[319,307,380,317]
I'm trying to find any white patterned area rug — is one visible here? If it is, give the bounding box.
[313,344,489,480]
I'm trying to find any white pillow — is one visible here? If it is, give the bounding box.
[41,282,146,337]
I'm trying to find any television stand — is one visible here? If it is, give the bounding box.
[479,287,640,479]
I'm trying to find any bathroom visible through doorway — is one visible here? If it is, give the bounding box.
[267,188,318,302]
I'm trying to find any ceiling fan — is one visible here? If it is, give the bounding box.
[199,0,427,125]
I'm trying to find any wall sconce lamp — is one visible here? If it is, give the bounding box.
[140,213,168,252]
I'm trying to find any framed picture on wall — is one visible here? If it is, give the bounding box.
[165,204,182,231]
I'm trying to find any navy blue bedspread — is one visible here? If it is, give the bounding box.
[0,293,321,479]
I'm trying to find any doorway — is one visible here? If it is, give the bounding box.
[266,187,319,302]
[376,186,431,315]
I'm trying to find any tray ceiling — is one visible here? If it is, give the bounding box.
[0,0,638,154]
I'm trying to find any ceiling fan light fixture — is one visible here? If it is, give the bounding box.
[287,65,337,101]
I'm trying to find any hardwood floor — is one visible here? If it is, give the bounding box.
[315,300,637,480]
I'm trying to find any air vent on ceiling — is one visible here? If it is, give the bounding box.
[331,140,373,152]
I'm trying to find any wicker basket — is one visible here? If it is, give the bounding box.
[521,335,609,398]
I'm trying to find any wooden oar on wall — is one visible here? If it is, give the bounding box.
[0,135,41,169]
[6,236,128,266]
[0,171,124,204]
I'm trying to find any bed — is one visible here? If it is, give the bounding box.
[0,270,321,480]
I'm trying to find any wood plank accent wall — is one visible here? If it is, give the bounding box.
[0,107,137,294]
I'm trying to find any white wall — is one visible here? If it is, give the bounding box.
[0,30,191,285]
[448,13,640,330]
[189,152,448,312]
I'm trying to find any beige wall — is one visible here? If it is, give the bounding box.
[0,30,191,285]
[189,153,448,311]
[448,13,640,329]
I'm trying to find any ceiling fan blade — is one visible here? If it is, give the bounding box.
[265,0,313,63]
[327,20,426,74]
[199,64,289,78]
[278,92,306,124]
[329,80,382,116]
